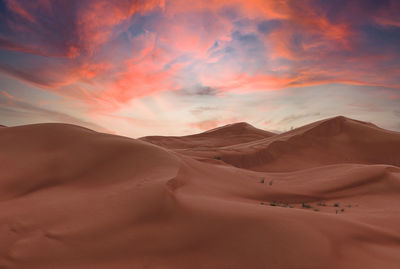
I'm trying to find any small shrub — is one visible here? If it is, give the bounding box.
[341,208,345,212]
[302,203,312,209]
[270,202,278,206]
[269,180,273,186]
[317,202,326,206]
[313,208,320,212]
[260,202,265,205]
[214,156,222,160]
[334,203,340,207]
[260,178,265,184]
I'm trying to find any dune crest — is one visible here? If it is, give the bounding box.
[140,121,275,149]
[1,117,400,268]
[151,116,400,172]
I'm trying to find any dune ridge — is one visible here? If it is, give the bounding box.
[140,122,276,149]
[0,117,400,268]
[156,116,400,172]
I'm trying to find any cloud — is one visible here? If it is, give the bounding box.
[190,106,218,115]
[0,0,399,116]
[1,0,164,58]
[0,90,110,132]
[275,112,322,125]
[178,86,219,97]
[257,19,282,34]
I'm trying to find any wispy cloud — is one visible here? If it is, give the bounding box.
[0,0,399,135]
[0,90,110,132]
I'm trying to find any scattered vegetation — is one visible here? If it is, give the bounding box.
[259,199,353,214]
[259,201,295,208]
[260,178,265,184]
[214,156,222,160]
[269,180,273,186]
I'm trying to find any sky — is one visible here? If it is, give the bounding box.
[0,0,399,137]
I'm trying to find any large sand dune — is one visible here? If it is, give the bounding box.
[147,116,400,172]
[1,117,400,268]
[141,122,276,149]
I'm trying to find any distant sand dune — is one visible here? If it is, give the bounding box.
[1,117,400,268]
[147,116,400,172]
[140,121,276,149]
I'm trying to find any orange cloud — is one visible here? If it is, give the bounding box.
[4,0,36,23]
[1,90,15,100]
[76,0,164,56]
[1,0,399,116]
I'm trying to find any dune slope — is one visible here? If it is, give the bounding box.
[140,122,275,149]
[0,119,400,268]
[163,116,400,172]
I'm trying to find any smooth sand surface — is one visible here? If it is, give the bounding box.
[1,116,400,268]
[141,122,276,149]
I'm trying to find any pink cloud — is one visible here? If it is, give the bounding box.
[1,90,15,100]
[1,0,399,117]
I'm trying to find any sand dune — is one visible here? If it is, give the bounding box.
[140,122,275,149]
[152,116,400,172]
[1,118,400,268]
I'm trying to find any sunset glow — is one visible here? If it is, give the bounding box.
[1,0,399,136]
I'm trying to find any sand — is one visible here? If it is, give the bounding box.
[0,116,400,268]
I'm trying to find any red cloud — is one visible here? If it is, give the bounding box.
[1,0,399,114]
